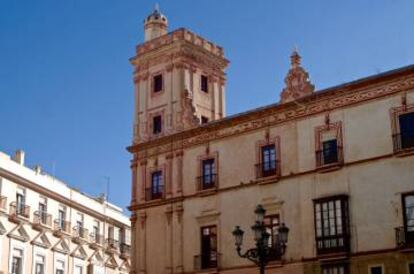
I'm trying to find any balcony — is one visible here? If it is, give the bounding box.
[393,133,414,156]
[255,160,279,179]
[106,238,119,253]
[32,211,52,230]
[53,219,71,237]
[89,233,104,249]
[396,226,414,249]
[145,187,164,201]
[0,196,7,212]
[316,234,350,256]
[194,253,221,272]
[9,202,30,223]
[72,226,89,243]
[120,243,131,259]
[316,146,343,172]
[196,174,217,193]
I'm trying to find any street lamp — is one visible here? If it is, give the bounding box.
[232,204,289,274]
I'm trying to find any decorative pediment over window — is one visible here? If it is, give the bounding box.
[71,244,88,260]
[31,231,51,248]
[52,238,70,254]
[280,49,315,103]
[181,88,200,130]
[7,224,30,242]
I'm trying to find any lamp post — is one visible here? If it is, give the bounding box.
[232,204,289,274]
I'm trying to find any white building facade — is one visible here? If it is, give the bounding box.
[0,150,131,274]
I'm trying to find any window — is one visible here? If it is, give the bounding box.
[58,205,66,229]
[314,195,349,254]
[38,197,47,224]
[200,226,217,269]
[93,220,100,242]
[200,159,216,190]
[16,188,25,215]
[258,144,276,177]
[153,74,163,93]
[74,266,83,274]
[34,255,45,274]
[321,264,348,274]
[76,213,83,229]
[322,139,338,165]
[370,266,383,274]
[55,260,65,274]
[108,226,114,240]
[264,215,280,260]
[399,112,414,149]
[150,171,163,199]
[153,115,162,135]
[201,75,208,93]
[11,249,23,274]
[403,193,414,244]
[201,116,209,124]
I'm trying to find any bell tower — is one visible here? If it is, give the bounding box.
[130,6,229,144]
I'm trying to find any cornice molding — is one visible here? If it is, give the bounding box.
[128,69,414,158]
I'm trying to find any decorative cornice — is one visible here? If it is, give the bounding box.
[128,66,414,158]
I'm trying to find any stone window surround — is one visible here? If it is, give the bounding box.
[9,241,26,274]
[148,110,166,137]
[390,102,414,155]
[314,120,344,170]
[33,247,47,274]
[255,135,281,181]
[196,151,219,193]
[151,70,165,96]
[146,163,167,200]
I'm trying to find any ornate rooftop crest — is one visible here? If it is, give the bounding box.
[280,48,315,103]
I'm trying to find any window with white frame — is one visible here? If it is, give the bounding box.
[55,259,65,274]
[74,265,83,274]
[11,248,23,274]
[34,254,45,274]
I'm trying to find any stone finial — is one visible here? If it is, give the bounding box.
[181,89,201,128]
[280,49,315,103]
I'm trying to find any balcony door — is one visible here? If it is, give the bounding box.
[261,144,276,177]
[399,113,414,149]
[403,193,414,244]
[16,188,25,214]
[201,226,217,269]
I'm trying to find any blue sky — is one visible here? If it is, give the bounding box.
[0,0,413,211]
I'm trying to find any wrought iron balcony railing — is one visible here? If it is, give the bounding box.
[393,133,414,153]
[106,238,119,251]
[90,233,104,245]
[395,226,414,248]
[120,243,131,257]
[255,160,279,178]
[33,211,52,227]
[54,219,71,234]
[145,186,164,201]
[9,202,30,219]
[316,146,343,168]
[73,226,89,240]
[196,174,217,191]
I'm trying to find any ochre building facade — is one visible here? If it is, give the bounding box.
[128,7,414,274]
